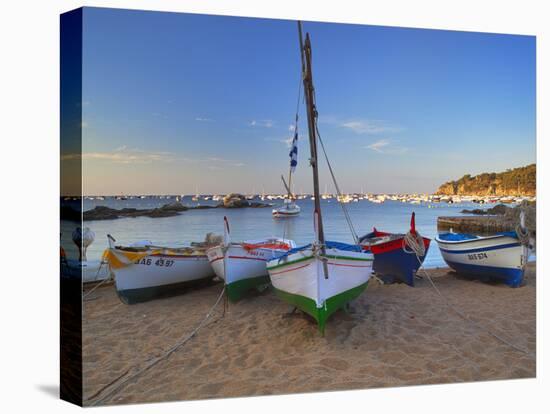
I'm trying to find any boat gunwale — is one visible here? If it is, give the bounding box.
[111,247,209,259]
[267,251,373,271]
[435,233,518,245]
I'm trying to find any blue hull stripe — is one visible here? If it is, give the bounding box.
[439,242,520,255]
[445,260,524,287]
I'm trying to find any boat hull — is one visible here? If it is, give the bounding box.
[362,235,431,286]
[272,210,300,218]
[207,243,290,302]
[267,246,373,334]
[111,253,215,304]
[272,203,301,218]
[436,233,528,287]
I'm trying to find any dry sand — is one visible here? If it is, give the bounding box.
[82,263,536,406]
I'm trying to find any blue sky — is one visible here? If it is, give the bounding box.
[80,7,536,195]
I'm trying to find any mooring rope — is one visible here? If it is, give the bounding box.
[405,240,534,359]
[515,210,531,247]
[83,260,112,301]
[402,230,426,257]
[87,286,227,406]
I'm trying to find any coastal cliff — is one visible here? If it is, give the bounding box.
[436,164,535,196]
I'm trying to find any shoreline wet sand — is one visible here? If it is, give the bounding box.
[82,263,536,406]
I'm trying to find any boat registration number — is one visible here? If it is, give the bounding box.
[467,252,488,260]
[136,258,175,267]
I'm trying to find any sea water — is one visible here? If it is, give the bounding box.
[67,196,511,269]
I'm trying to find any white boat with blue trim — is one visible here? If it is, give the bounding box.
[435,231,529,287]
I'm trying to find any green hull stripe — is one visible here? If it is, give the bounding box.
[226,274,271,302]
[267,253,372,271]
[117,277,214,304]
[323,254,373,262]
[272,281,369,334]
[267,255,315,271]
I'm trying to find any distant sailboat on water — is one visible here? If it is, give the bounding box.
[272,129,301,218]
[192,185,199,202]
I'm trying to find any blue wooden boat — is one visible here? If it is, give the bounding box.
[359,213,431,286]
[435,231,529,287]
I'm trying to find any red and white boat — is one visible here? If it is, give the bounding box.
[206,217,295,301]
[359,213,431,286]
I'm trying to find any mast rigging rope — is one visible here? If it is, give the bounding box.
[313,119,360,244]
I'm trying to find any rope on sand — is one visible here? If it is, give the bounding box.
[87,286,226,406]
[405,237,535,360]
[83,261,111,301]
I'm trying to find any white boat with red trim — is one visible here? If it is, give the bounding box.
[206,217,295,302]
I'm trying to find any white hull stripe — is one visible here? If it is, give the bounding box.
[209,255,268,264]
[439,242,520,255]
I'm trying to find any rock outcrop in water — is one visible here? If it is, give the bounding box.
[83,201,202,221]
[460,204,509,216]
[81,197,270,221]
[222,193,270,208]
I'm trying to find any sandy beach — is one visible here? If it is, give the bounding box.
[82,262,536,406]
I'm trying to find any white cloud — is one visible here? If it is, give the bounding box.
[264,136,295,148]
[365,139,407,155]
[201,157,245,168]
[195,117,214,122]
[288,124,296,132]
[341,119,402,134]
[63,147,175,164]
[249,119,273,128]
[63,148,246,167]
[281,137,294,148]
[366,139,390,152]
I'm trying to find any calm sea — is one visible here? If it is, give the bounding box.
[63,196,517,269]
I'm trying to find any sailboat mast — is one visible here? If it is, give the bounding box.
[287,166,293,199]
[298,22,326,249]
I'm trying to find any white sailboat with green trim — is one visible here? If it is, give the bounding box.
[267,22,373,335]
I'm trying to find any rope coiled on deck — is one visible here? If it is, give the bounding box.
[402,230,426,257]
